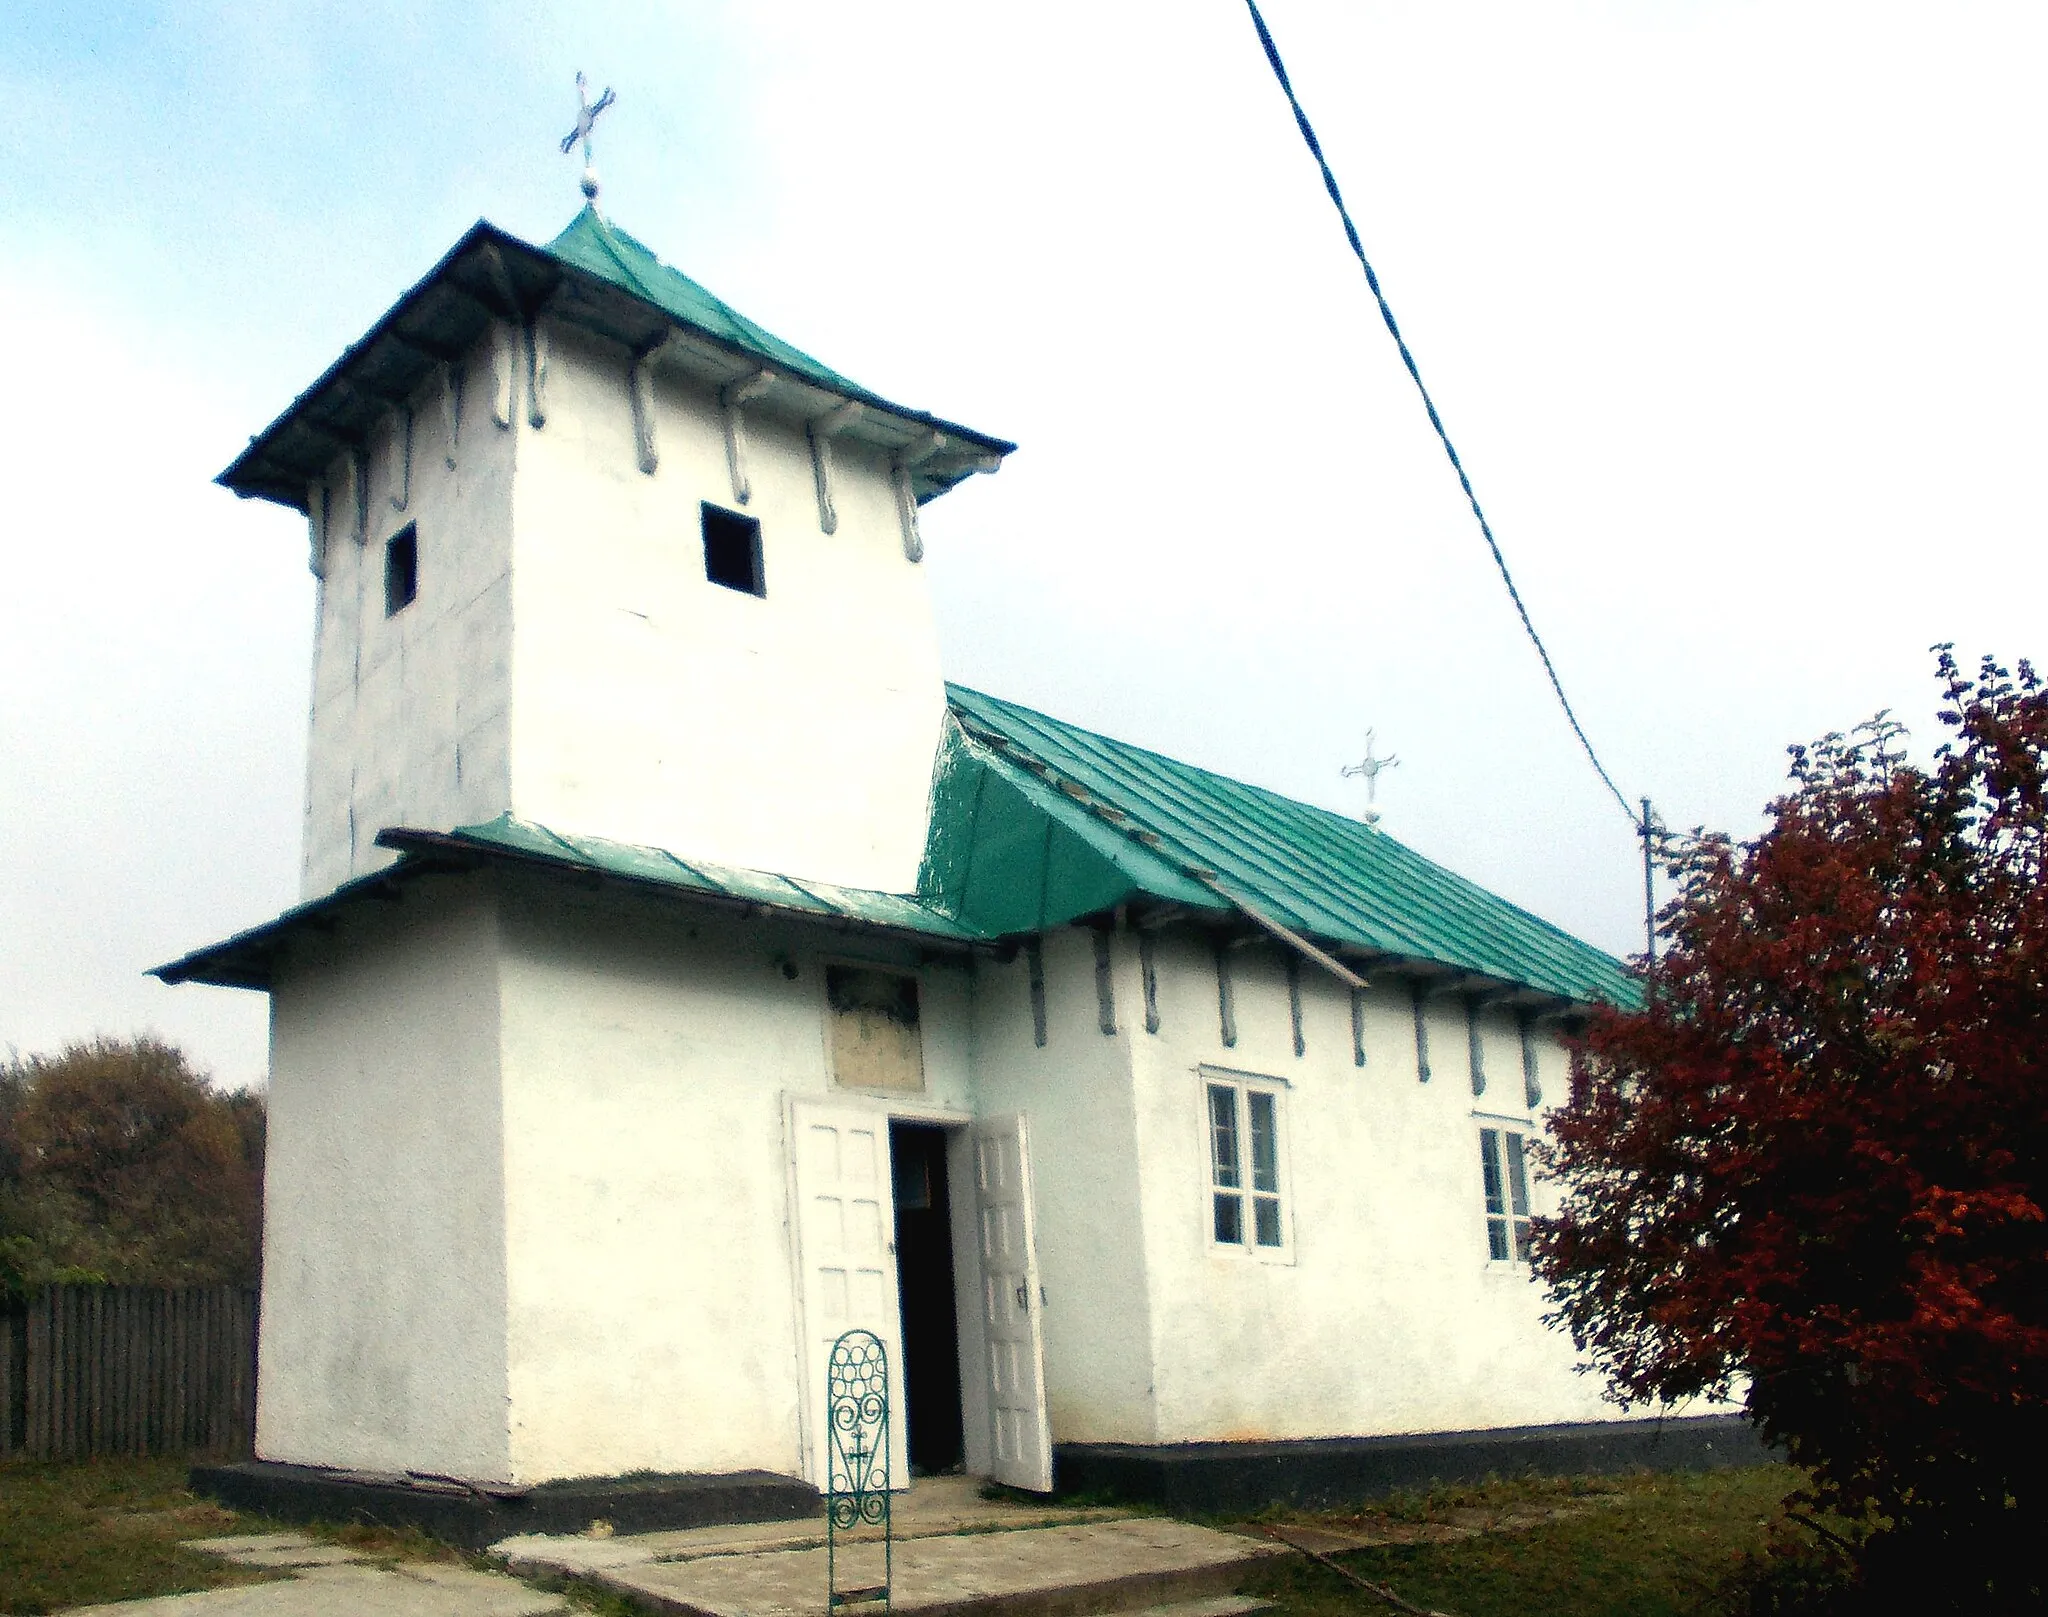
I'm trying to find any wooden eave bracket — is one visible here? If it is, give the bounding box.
[489,322,518,428]
[387,407,413,512]
[807,400,864,534]
[629,333,685,476]
[524,320,549,429]
[719,366,775,503]
[472,242,527,322]
[890,429,949,563]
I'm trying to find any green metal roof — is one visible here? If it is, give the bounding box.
[151,814,984,990]
[546,208,863,399]
[219,215,1012,512]
[439,815,979,940]
[930,685,1639,1008]
[156,691,1635,1010]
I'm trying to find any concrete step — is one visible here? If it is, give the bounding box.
[1116,1599,1274,1617]
[194,1461,819,1551]
[494,1510,1128,1577]
[524,1518,1285,1617]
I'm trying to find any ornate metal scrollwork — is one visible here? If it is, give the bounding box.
[826,1328,892,1609]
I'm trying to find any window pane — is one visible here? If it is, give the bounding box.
[1208,1085,1241,1189]
[1254,1195,1283,1248]
[1248,1091,1279,1193]
[1214,1192,1243,1245]
[1487,1216,1510,1262]
[1479,1129,1505,1217]
[1512,1218,1534,1263]
[1505,1132,1531,1218]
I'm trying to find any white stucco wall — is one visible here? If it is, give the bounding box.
[254,873,1637,1486]
[493,877,975,1484]
[506,322,950,894]
[1117,926,1622,1442]
[258,877,512,1478]
[968,932,1159,1446]
[301,348,516,899]
[300,317,951,903]
[481,898,1628,1478]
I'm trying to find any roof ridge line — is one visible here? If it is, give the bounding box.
[956,712,1365,986]
[947,690,1635,1004]
[947,684,1633,967]
[651,843,729,895]
[499,817,589,862]
[947,683,1392,844]
[551,208,859,391]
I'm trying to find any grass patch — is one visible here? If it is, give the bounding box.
[0,1456,1813,1617]
[1235,1465,1802,1617]
[520,1571,673,1616]
[0,1455,278,1615]
[320,1518,470,1565]
[0,1455,663,1615]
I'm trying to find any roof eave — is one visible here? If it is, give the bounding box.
[218,222,1016,514]
[150,862,421,989]
[378,828,990,953]
[216,219,523,510]
[155,830,989,993]
[946,689,1638,1014]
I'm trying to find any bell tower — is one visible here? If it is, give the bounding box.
[219,211,1011,900]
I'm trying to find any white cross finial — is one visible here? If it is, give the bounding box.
[560,72,616,210]
[1341,729,1401,823]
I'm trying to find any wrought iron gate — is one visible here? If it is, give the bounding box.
[825,1328,892,1609]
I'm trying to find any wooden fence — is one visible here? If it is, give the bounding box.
[0,1285,258,1461]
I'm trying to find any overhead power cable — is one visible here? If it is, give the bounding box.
[1240,0,1636,829]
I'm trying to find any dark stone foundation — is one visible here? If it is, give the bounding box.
[196,1416,1766,1546]
[1052,1413,1769,1514]
[189,1460,820,1551]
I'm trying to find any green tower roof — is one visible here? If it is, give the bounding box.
[545,207,863,397]
[220,212,1012,512]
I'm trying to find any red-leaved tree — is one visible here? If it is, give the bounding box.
[1536,650,2048,1611]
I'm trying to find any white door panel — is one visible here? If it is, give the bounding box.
[973,1113,1053,1491]
[790,1101,909,1490]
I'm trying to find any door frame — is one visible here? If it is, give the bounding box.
[783,1092,985,1488]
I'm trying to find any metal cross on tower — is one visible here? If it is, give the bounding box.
[1341,730,1400,823]
[560,72,616,209]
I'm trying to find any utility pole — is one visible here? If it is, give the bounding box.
[1639,796,1657,965]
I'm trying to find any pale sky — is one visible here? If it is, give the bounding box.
[3,2,2043,1088]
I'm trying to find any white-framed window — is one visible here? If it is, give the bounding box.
[1478,1125,1534,1262]
[1204,1072,1289,1255]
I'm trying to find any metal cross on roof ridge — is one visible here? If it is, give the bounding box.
[1341,729,1400,822]
[560,72,616,210]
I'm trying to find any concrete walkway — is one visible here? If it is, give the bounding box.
[494,1479,1283,1617]
[539,1519,1280,1617]
[493,1473,1128,1577]
[64,1534,566,1617]
[63,1481,1282,1617]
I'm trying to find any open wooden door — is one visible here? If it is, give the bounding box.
[972,1113,1053,1491]
[790,1099,909,1490]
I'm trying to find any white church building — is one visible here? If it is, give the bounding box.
[161,205,1706,1512]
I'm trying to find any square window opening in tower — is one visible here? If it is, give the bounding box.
[702,503,765,596]
[384,523,418,617]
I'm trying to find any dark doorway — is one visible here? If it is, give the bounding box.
[890,1122,964,1475]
